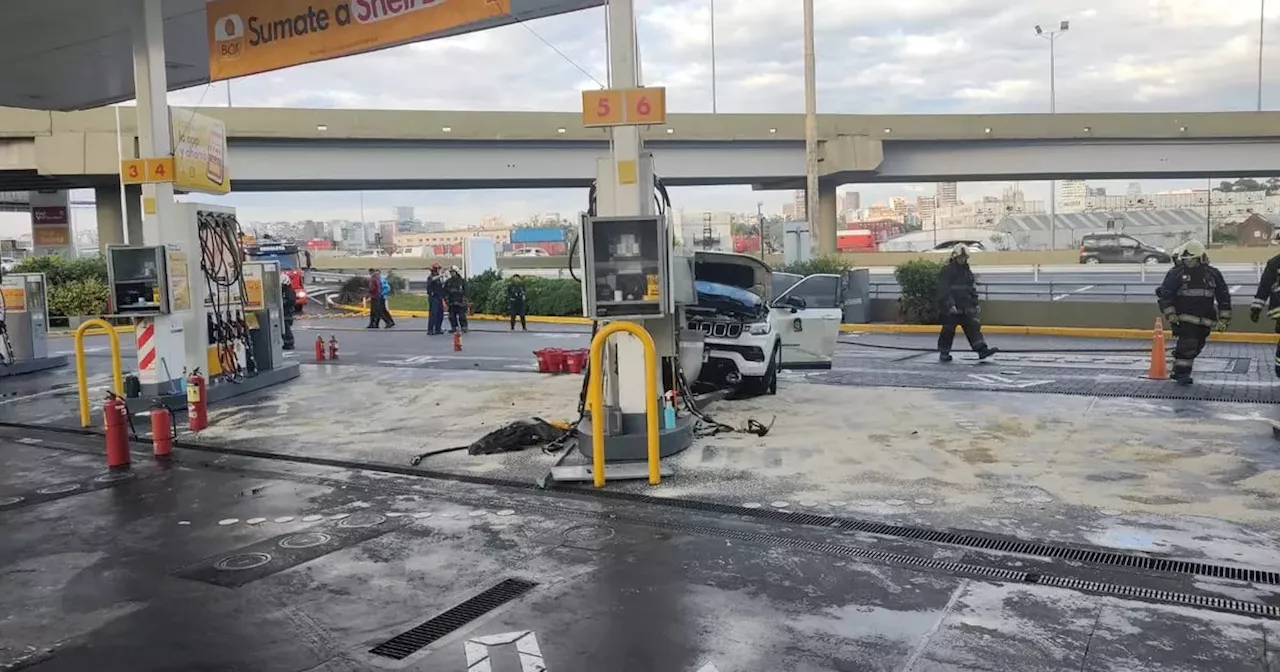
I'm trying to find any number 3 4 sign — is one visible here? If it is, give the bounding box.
[581,87,666,128]
[120,157,175,185]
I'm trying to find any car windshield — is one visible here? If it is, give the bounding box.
[696,280,763,308]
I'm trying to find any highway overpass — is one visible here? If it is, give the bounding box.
[3,107,1280,192]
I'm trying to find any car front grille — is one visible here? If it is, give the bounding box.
[689,320,743,339]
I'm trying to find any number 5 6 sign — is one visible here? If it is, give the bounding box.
[581,87,666,128]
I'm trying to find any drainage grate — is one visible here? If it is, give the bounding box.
[369,578,539,660]
[1035,575,1280,619]
[573,489,1280,587]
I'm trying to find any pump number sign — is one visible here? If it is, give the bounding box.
[581,87,667,128]
[0,277,24,313]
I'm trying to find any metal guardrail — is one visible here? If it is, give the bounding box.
[870,282,1188,303]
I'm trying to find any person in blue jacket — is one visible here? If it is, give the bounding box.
[378,272,395,328]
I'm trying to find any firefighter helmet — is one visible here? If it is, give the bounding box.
[1179,240,1206,267]
[950,244,970,260]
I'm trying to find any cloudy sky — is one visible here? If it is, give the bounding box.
[2,0,1276,237]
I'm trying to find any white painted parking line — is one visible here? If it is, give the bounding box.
[1231,285,1242,294]
[1051,284,1093,301]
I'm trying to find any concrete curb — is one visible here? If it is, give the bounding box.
[842,323,1280,344]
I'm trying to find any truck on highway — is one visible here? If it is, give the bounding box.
[243,238,308,312]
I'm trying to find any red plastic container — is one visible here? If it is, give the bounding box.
[534,349,552,373]
[564,349,586,374]
[545,348,567,374]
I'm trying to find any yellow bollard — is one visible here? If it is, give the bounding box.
[75,319,125,428]
[586,322,661,488]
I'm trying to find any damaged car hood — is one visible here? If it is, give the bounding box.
[693,251,773,303]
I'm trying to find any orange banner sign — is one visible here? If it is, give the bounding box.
[207,0,512,80]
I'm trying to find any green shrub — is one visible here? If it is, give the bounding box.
[778,255,852,276]
[385,270,407,294]
[336,276,369,305]
[465,269,503,311]
[478,276,582,317]
[894,259,944,324]
[13,255,107,286]
[49,279,110,318]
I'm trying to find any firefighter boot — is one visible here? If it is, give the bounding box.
[977,346,1000,360]
[1172,367,1194,385]
[939,352,953,363]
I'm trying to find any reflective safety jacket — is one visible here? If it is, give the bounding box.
[1252,254,1280,319]
[1157,264,1231,326]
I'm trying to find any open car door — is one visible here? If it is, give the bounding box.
[771,273,842,369]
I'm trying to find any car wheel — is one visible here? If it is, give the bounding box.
[1083,256,1101,265]
[744,343,780,396]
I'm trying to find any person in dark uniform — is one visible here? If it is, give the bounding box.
[1251,249,1280,380]
[444,266,469,334]
[280,274,296,350]
[936,244,999,363]
[426,263,446,336]
[1157,240,1230,385]
[506,274,528,331]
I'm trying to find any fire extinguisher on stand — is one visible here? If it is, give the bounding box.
[104,392,130,470]
[187,368,208,432]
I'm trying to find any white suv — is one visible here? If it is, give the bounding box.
[688,251,843,395]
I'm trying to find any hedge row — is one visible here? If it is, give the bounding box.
[10,256,111,317]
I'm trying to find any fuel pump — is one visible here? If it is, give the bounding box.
[0,271,68,377]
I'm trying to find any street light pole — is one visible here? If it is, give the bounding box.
[802,0,821,256]
[710,0,717,113]
[1260,0,1267,112]
[1037,21,1068,250]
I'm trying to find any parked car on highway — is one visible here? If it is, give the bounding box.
[924,241,986,255]
[1078,233,1171,265]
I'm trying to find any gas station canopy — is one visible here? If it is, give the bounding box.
[0,0,604,112]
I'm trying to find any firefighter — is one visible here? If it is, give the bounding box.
[936,244,999,362]
[426,263,446,336]
[280,274,296,350]
[1249,249,1280,381]
[1157,240,1230,385]
[445,266,469,334]
[507,274,528,331]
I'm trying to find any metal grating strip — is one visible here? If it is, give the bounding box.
[573,488,1280,587]
[1036,575,1280,620]
[369,578,539,660]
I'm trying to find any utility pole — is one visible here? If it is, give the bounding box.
[710,0,717,113]
[757,201,765,260]
[1260,0,1267,112]
[1036,21,1069,250]
[802,0,822,255]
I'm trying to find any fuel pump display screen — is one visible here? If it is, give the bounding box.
[585,215,666,319]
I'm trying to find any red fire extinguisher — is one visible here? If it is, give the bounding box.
[103,393,130,469]
[315,336,327,362]
[151,405,173,459]
[453,331,462,352]
[187,369,208,432]
[328,335,339,360]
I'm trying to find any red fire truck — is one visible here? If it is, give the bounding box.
[243,238,307,312]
